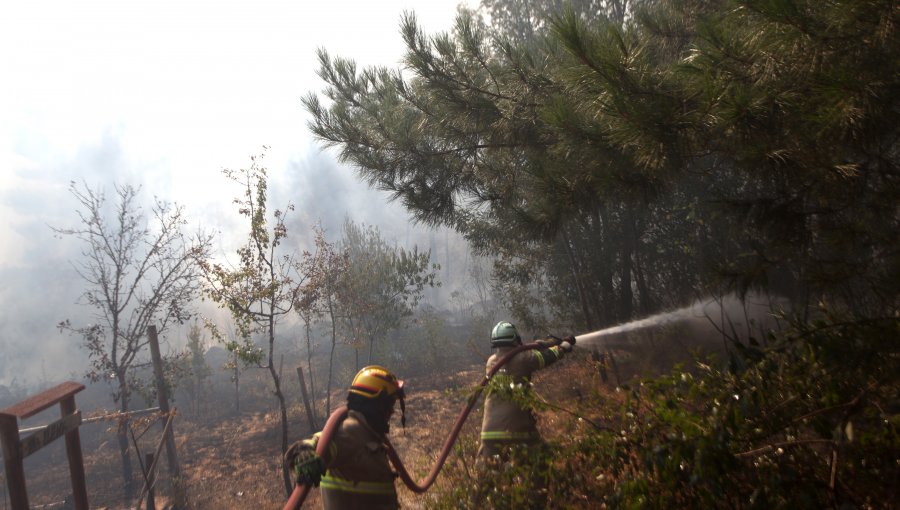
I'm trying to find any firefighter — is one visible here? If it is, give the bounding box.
[475,321,574,507]
[479,321,574,458]
[284,365,406,510]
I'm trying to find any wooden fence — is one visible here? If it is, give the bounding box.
[0,381,89,510]
[0,325,184,509]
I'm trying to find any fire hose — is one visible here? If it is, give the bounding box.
[282,339,565,509]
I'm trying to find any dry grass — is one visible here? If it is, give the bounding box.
[15,352,626,509]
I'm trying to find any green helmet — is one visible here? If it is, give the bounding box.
[491,321,521,347]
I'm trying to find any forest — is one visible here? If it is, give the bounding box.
[1,0,897,508]
[299,0,899,507]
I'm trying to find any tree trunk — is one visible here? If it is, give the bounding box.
[116,373,134,500]
[561,226,596,331]
[233,351,240,415]
[366,317,378,367]
[147,324,185,507]
[304,321,318,426]
[269,360,292,496]
[326,295,337,417]
[264,308,292,497]
[597,207,616,325]
[618,215,634,321]
[296,366,318,431]
[630,214,654,315]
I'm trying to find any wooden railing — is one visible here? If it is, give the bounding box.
[0,381,89,510]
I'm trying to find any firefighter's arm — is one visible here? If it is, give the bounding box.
[533,335,575,368]
[284,434,329,486]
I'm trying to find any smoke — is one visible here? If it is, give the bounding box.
[281,148,426,248]
[0,137,480,388]
[0,134,140,387]
[0,132,193,387]
[279,147,476,305]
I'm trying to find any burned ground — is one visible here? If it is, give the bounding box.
[10,349,626,509]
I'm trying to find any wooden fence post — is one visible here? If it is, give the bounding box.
[0,415,26,510]
[147,325,186,508]
[60,395,89,509]
[145,453,156,510]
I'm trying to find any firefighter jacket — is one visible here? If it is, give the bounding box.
[302,409,399,510]
[479,339,566,452]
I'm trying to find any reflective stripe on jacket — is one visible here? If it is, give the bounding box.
[321,473,396,495]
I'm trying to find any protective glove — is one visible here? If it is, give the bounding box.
[284,442,324,487]
[545,334,563,346]
[560,335,576,353]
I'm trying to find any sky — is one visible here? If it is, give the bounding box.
[0,0,477,387]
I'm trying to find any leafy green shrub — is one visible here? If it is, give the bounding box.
[604,312,898,509]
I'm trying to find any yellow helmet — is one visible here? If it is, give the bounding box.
[349,365,405,400]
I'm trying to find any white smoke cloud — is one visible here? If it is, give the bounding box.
[0,0,478,388]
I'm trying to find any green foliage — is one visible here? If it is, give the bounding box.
[179,321,212,415]
[128,350,191,409]
[485,372,548,413]
[186,321,212,383]
[335,219,440,366]
[293,223,349,417]
[595,312,900,508]
[304,4,699,331]
[199,150,303,493]
[477,0,630,44]
[306,0,899,330]
[222,337,265,366]
[306,1,898,505]
[390,308,452,376]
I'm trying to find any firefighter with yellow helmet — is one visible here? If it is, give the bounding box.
[284,365,405,510]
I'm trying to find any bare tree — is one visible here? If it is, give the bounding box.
[55,181,212,499]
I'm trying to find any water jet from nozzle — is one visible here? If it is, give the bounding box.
[574,294,785,349]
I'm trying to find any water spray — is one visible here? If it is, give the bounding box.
[284,294,781,508]
[574,294,784,349]
[575,302,709,347]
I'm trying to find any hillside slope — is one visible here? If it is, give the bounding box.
[17,352,609,509]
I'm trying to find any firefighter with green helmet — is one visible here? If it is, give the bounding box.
[284,365,406,510]
[472,321,574,507]
[479,321,575,457]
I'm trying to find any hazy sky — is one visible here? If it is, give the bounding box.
[0,0,475,387]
